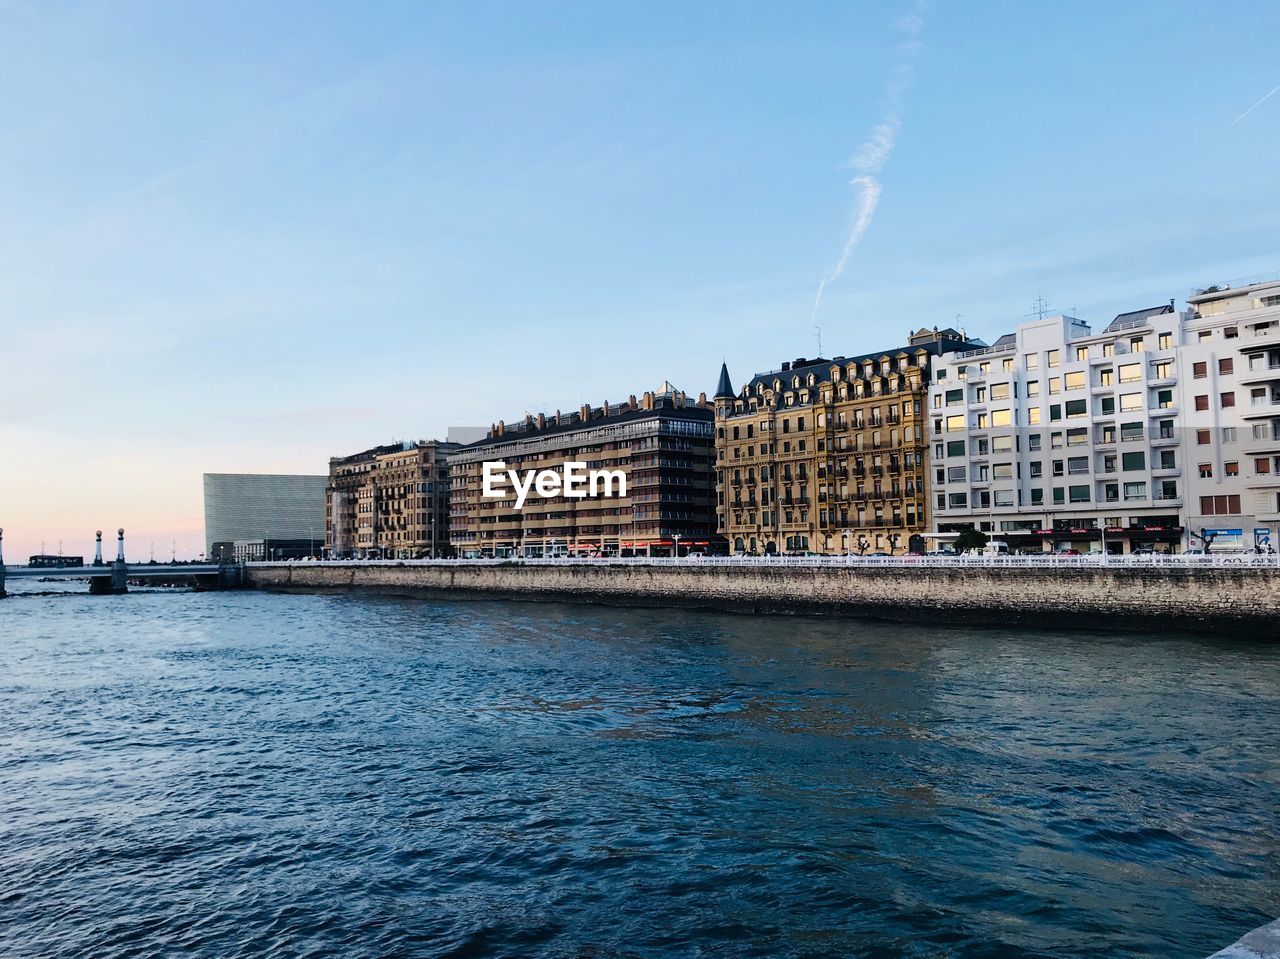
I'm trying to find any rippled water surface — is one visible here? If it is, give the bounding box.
[1,585,1278,958]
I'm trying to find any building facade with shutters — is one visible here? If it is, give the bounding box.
[326,440,459,559]
[714,328,981,556]
[1181,278,1280,551]
[448,386,717,558]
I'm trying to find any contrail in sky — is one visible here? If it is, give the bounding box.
[810,9,924,326]
[1229,83,1280,127]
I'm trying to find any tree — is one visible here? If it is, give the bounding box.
[953,527,990,554]
[855,535,871,556]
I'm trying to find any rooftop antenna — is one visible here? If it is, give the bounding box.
[814,326,823,357]
[1027,295,1053,320]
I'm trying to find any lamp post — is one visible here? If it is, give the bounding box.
[674,533,682,560]
[116,528,125,563]
[94,531,103,566]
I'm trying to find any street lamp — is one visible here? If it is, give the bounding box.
[674,533,682,560]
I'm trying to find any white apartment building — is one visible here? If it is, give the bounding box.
[928,307,1186,554]
[928,279,1280,553]
[1182,278,1280,551]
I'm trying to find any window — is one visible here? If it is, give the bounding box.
[1064,371,1085,390]
[1158,332,1172,350]
[1220,392,1235,408]
[992,435,1013,452]
[1225,461,1239,477]
[945,415,965,432]
[994,490,1015,507]
[991,383,1010,401]
[1027,381,1040,397]
[1028,435,1042,451]
[1157,389,1174,409]
[1130,336,1145,352]
[1066,399,1087,418]
[1122,451,1145,471]
[1025,353,1039,371]
[1052,459,1065,476]
[1123,482,1147,501]
[945,388,963,405]
[1219,358,1234,375]
[1118,363,1141,383]
[1120,422,1144,442]
[1098,368,1114,386]
[1029,462,1043,478]
[1002,357,1014,372]
[1050,404,1062,421]
[1075,346,1089,361]
[947,466,967,482]
[1119,393,1142,412]
[1053,487,1065,504]
[1200,495,1241,516]
[1199,463,1213,478]
[947,440,965,457]
[1027,407,1041,425]
[1223,427,1237,443]
[1100,396,1115,414]
[992,409,1013,427]
[1067,456,1089,474]
[1197,429,1211,445]
[1047,350,1059,368]
[1257,458,1272,475]
[1103,342,1115,358]
[1048,377,1061,394]
[1194,395,1209,411]
[1198,330,1212,343]
[1030,488,1044,505]
[948,493,968,508]
[1225,326,1238,339]
[1153,360,1172,379]
[1069,485,1090,503]
[1067,428,1088,446]
[1192,361,1207,379]
[993,463,1014,480]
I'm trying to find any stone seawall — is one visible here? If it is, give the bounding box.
[244,563,1280,633]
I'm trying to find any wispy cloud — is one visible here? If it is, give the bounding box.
[1229,83,1280,127]
[809,4,925,324]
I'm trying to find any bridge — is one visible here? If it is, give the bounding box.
[0,529,243,597]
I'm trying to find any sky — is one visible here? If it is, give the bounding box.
[1,0,1278,562]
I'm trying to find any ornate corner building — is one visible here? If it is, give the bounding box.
[326,440,459,559]
[714,328,982,555]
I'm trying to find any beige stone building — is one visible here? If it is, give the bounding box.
[326,440,459,558]
[450,385,716,557]
[715,328,980,555]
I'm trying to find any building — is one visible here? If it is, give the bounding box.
[449,385,717,557]
[326,440,459,559]
[715,328,982,556]
[203,473,327,562]
[926,304,1193,553]
[1182,277,1280,551]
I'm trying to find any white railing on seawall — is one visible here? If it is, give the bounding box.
[246,554,1280,570]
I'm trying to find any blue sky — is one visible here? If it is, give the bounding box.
[2,0,1278,560]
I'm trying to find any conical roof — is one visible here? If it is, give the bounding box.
[714,362,735,399]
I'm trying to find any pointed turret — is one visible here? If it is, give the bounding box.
[714,362,735,399]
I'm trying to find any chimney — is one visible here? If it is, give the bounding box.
[628,394,638,410]
[603,400,609,418]
[555,409,563,425]
[580,403,590,421]
[697,391,707,407]
[496,419,505,436]
[642,391,654,411]
[781,361,791,372]
[536,413,545,429]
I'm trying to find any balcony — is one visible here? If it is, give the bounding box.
[1243,398,1280,419]
[1240,324,1280,351]
[1149,403,1179,416]
[1152,467,1182,478]
[1148,375,1177,388]
[1241,361,1280,385]
[1150,430,1179,447]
